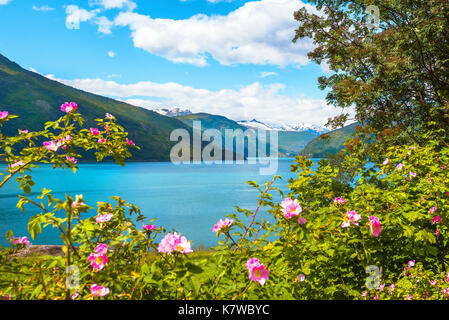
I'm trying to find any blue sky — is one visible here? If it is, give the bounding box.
[0,0,344,126]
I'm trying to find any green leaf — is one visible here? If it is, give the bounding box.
[185,262,204,274]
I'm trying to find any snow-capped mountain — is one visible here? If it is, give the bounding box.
[237,119,274,131]
[237,119,329,134]
[290,122,329,133]
[153,108,192,117]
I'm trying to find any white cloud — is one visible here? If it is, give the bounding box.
[0,0,13,5]
[96,16,114,34]
[260,71,278,78]
[64,1,135,34]
[45,75,345,126]
[107,51,116,57]
[89,0,136,11]
[65,5,115,34]
[32,5,55,11]
[114,0,320,67]
[64,0,320,67]
[65,5,98,30]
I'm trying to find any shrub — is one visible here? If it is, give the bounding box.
[0,104,448,300]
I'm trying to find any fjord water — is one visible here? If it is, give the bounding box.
[0,158,316,248]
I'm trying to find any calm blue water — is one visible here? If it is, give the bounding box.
[0,159,319,248]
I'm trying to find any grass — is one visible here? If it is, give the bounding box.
[0,254,57,293]
[0,247,218,295]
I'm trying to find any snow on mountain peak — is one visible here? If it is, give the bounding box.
[153,108,192,117]
[237,119,329,133]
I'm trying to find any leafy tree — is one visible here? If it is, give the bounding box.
[293,0,449,145]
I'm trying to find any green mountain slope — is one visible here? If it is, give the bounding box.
[176,113,244,131]
[300,122,358,158]
[277,131,321,156]
[176,113,252,159]
[0,53,193,161]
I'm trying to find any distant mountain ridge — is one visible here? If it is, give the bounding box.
[175,113,244,131]
[300,122,358,158]
[175,113,326,157]
[151,108,329,135]
[0,53,195,161]
[0,52,346,161]
[237,119,329,134]
[153,108,192,117]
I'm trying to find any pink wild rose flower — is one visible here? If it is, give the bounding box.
[90,128,100,135]
[158,232,193,255]
[10,160,25,170]
[90,284,110,297]
[61,135,71,150]
[66,156,77,164]
[369,216,382,237]
[389,283,395,295]
[0,111,9,119]
[212,218,234,233]
[443,288,449,297]
[126,138,135,146]
[60,102,78,113]
[71,201,85,209]
[43,140,62,152]
[11,236,31,247]
[245,258,260,271]
[88,253,108,271]
[334,197,347,205]
[280,197,302,219]
[341,210,361,228]
[95,243,108,255]
[246,258,269,286]
[142,222,156,231]
[95,213,113,224]
[62,135,72,143]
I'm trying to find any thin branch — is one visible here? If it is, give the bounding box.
[234,177,277,252]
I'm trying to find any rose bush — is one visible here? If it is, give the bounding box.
[0,103,448,300]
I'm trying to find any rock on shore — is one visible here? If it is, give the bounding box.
[10,245,64,257]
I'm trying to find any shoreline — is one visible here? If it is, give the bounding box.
[9,245,64,257]
[0,156,302,165]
